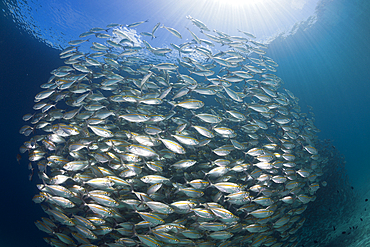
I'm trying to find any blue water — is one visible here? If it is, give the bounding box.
[1,0,369,246]
[269,0,370,189]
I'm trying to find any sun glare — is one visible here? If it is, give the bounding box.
[214,0,267,7]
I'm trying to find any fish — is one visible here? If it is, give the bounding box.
[186,27,201,44]
[187,15,210,31]
[16,153,22,164]
[151,22,161,38]
[127,19,149,28]
[161,25,182,39]
[153,63,178,70]
[19,16,327,247]
[171,99,204,110]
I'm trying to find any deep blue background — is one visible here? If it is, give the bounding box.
[1,0,370,246]
[0,2,63,246]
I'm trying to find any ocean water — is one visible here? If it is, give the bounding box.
[1,0,369,246]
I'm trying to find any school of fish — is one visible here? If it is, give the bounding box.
[19,16,327,247]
